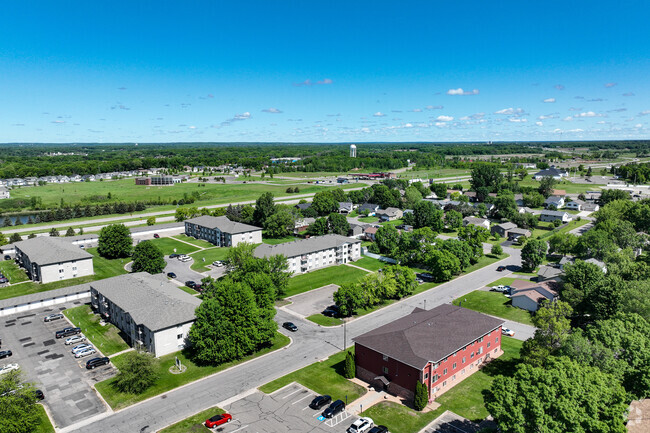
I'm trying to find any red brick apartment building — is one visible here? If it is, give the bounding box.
[353,304,504,401]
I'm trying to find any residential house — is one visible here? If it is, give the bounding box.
[463,191,478,202]
[491,222,517,238]
[253,234,361,274]
[377,207,403,222]
[294,217,316,234]
[354,304,504,401]
[585,258,608,273]
[533,167,568,180]
[358,203,380,216]
[514,194,525,207]
[509,280,559,312]
[462,217,490,231]
[0,187,9,200]
[90,273,201,357]
[14,237,94,284]
[544,195,565,209]
[507,228,531,241]
[338,202,354,215]
[349,222,369,239]
[184,216,262,247]
[295,203,312,212]
[565,199,584,211]
[364,226,378,241]
[583,202,600,212]
[540,210,572,223]
[537,265,564,282]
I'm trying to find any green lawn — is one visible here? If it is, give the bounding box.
[173,234,215,248]
[0,260,29,283]
[259,349,366,403]
[262,235,298,245]
[89,248,130,279]
[177,284,199,295]
[358,216,379,223]
[306,314,342,326]
[487,277,518,287]
[286,265,369,297]
[150,237,200,255]
[159,406,224,433]
[452,290,534,326]
[189,247,231,272]
[96,332,290,410]
[514,178,605,194]
[63,304,130,356]
[34,404,55,433]
[380,219,403,227]
[363,402,445,433]
[353,257,386,272]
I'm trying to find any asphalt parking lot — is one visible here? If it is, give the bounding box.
[164,256,206,284]
[0,303,115,428]
[284,284,338,318]
[217,383,357,433]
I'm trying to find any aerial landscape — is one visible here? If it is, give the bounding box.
[1,2,650,433]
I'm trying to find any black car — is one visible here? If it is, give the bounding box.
[417,273,434,282]
[0,277,7,284]
[0,350,12,359]
[497,266,507,272]
[169,253,179,259]
[323,399,345,418]
[282,322,298,332]
[185,281,197,289]
[86,357,110,369]
[167,272,177,279]
[322,305,340,317]
[3,255,10,261]
[369,426,389,433]
[309,394,331,410]
[34,390,45,400]
[55,327,81,339]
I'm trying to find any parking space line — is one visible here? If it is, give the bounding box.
[282,388,302,399]
[292,394,312,405]
[228,425,249,433]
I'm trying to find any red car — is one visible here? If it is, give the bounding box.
[205,413,232,428]
[153,234,160,239]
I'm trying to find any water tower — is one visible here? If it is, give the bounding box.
[350,144,357,158]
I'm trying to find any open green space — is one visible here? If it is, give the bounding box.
[189,247,231,272]
[306,314,343,326]
[63,304,130,356]
[262,235,298,245]
[357,216,378,223]
[353,257,386,272]
[150,237,200,255]
[96,332,290,410]
[514,178,606,194]
[159,406,225,433]
[363,337,523,432]
[285,265,369,297]
[453,290,534,326]
[34,404,55,433]
[0,247,127,301]
[259,349,366,402]
[488,277,519,287]
[0,260,29,283]
[173,234,215,248]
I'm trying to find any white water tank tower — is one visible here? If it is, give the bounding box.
[350,144,357,158]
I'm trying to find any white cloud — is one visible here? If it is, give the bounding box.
[373,112,386,117]
[563,116,573,121]
[508,118,527,123]
[293,78,333,87]
[425,105,443,110]
[404,123,413,128]
[410,108,423,112]
[604,82,617,88]
[495,107,524,115]
[436,115,454,122]
[262,108,283,113]
[639,110,650,116]
[574,111,602,118]
[543,98,556,103]
[538,114,557,120]
[635,123,643,128]
[536,121,543,126]
[447,88,479,96]
[234,112,251,120]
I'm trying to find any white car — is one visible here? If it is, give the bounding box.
[491,285,507,293]
[65,335,86,345]
[0,363,20,375]
[178,255,191,262]
[502,328,515,337]
[74,348,96,358]
[71,343,93,354]
[212,261,223,267]
[347,417,374,433]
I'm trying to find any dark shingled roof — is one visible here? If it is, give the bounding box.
[353,304,504,369]
[184,215,261,234]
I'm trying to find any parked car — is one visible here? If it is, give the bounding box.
[86,357,110,369]
[0,363,19,375]
[166,272,177,279]
[323,399,346,418]
[71,343,93,354]
[417,273,434,282]
[497,266,507,272]
[282,322,298,332]
[169,253,179,259]
[0,277,7,284]
[212,261,223,267]
[205,413,232,428]
[491,285,507,293]
[322,305,340,317]
[309,395,332,410]
[44,313,64,322]
[369,426,389,433]
[348,417,374,433]
[34,389,45,400]
[65,335,86,345]
[55,327,81,339]
[74,348,96,358]
[185,281,197,289]
[153,234,160,238]
[502,328,515,337]
[3,255,11,261]
[0,350,12,359]
[178,255,191,262]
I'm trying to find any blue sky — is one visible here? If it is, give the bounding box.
[1,1,649,143]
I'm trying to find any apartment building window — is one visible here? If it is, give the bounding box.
[72,266,77,271]
[452,363,456,370]
[478,337,484,343]
[487,342,491,348]
[382,354,388,361]
[496,337,499,343]
[443,368,447,375]
[59,269,64,273]
[462,357,466,364]
[470,352,474,359]
[177,334,183,339]
[383,367,388,374]
[423,373,428,380]
[478,347,484,355]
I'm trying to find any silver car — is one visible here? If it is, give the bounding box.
[65,335,86,345]
[74,348,96,358]
[71,343,93,354]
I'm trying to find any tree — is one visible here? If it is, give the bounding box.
[425,249,460,282]
[2,216,12,227]
[327,213,350,236]
[344,351,356,379]
[131,241,166,274]
[112,351,159,394]
[413,201,444,231]
[0,231,7,246]
[491,244,503,256]
[253,192,276,226]
[374,224,400,256]
[516,168,528,180]
[439,238,474,269]
[444,210,463,230]
[470,163,503,193]
[65,227,75,237]
[403,186,423,209]
[538,176,557,197]
[263,209,295,238]
[370,184,400,209]
[27,233,36,239]
[307,217,328,236]
[98,224,133,259]
[487,357,628,433]
[521,238,547,271]
[0,370,42,433]
[333,283,363,316]
[548,233,577,256]
[9,233,21,243]
[430,183,447,198]
[523,192,544,208]
[574,229,616,260]
[600,189,630,205]
[413,381,429,411]
[146,216,156,226]
[49,227,59,237]
[311,190,339,216]
[458,225,490,262]
[382,264,417,298]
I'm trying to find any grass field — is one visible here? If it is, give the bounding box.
[96,332,290,410]
[452,290,534,325]
[262,235,298,245]
[514,178,606,194]
[285,265,369,297]
[357,216,379,223]
[259,349,366,402]
[173,234,215,248]
[305,314,343,326]
[34,404,55,433]
[353,257,386,272]
[159,406,225,433]
[189,247,231,272]
[150,237,200,255]
[0,260,29,283]
[63,304,130,356]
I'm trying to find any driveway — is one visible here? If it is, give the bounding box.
[283,284,338,318]
[1,303,115,428]
[163,257,206,284]
[569,222,593,236]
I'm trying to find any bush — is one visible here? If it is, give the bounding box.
[113,351,158,394]
[491,244,503,256]
[344,351,356,379]
[552,219,562,228]
[414,380,428,411]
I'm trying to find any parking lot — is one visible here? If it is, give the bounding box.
[218,383,358,433]
[0,302,116,428]
[164,256,206,285]
[284,284,338,318]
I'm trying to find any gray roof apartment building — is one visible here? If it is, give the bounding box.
[91,273,201,357]
[14,237,94,284]
[184,215,262,247]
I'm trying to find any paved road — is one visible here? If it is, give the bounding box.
[62,246,522,433]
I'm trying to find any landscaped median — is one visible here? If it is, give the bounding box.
[94,332,290,410]
[158,405,225,433]
[62,304,130,356]
[34,404,55,433]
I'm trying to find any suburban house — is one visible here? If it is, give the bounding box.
[377,207,403,222]
[90,273,201,357]
[354,304,504,401]
[582,202,600,212]
[184,215,262,247]
[585,258,608,273]
[537,265,564,282]
[544,195,565,209]
[294,217,316,234]
[514,194,525,207]
[463,191,478,202]
[295,203,312,212]
[507,228,531,241]
[533,167,568,180]
[364,226,378,241]
[14,237,94,284]
[358,203,380,216]
[349,222,369,239]
[253,234,361,274]
[338,202,354,215]
[509,280,559,312]
[540,210,572,223]
[491,222,517,238]
[565,199,584,211]
[0,187,9,199]
[462,217,490,230]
